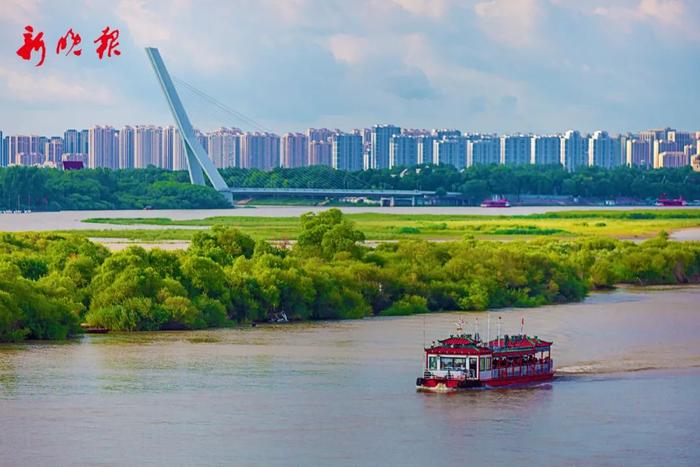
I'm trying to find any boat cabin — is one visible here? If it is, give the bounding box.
[425,335,491,381]
[421,333,553,388]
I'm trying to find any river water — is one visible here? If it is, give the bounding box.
[1,286,699,466]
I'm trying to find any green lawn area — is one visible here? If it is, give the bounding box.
[77,209,700,242]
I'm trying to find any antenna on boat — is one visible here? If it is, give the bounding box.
[475,318,479,342]
[520,316,524,336]
[487,313,491,347]
[497,316,502,347]
[456,318,464,334]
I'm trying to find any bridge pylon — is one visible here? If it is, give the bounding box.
[145,47,232,203]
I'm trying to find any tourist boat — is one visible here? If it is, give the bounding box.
[655,194,686,207]
[480,197,510,208]
[80,323,109,334]
[416,323,554,391]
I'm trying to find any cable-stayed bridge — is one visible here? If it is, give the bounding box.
[146,47,456,205]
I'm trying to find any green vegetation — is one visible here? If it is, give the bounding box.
[2,164,699,211]
[2,209,700,342]
[0,166,230,210]
[220,164,700,202]
[82,209,700,241]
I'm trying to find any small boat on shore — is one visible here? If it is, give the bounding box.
[80,324,109,334]
[480,197,510,208]
[655,194,686,207]
[416,320,554,391]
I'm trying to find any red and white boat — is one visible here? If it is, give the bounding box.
[416,328,554,391]
[655,194,686,206]
[480,197,510,208]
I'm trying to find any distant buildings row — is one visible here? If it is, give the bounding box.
[1,125,699,172]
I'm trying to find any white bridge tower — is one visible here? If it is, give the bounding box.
[145,47,232,203]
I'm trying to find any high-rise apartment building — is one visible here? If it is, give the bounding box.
[281,133,308,168]
[531,135,561,165]
[588,131,618,168]
[208,128,242,169]
[80,129,89,155]
[118,126,135,169]
[194,130,208,156]
[434,129,462,139]
[626,139,652,168]
[45,137,63,166]
[309,140,332,167]
[561,130,588,171]
[88,126,119,169]
[370,124,401,169]
[659,151,688,168]
[332,133,363,171]
[30,136,47,156]
[161,126,177,170]
[668,131,694,153]
[467,138,500,166]
[134,126,164,168]
[500,135,532,165]
[653,140,677,169]
[433,137,467,168]
[241,132,280,170]
[417,135,436,164]
[640,128,672,142]
[63,129,82,154]
[389,135,419,167]
[167,127,187,171]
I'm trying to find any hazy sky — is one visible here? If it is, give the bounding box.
[1,0,699,135]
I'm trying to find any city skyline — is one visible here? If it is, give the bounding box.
[2,1,700,136]
[2,123,698,172]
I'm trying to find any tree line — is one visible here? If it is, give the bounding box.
[0,166,229,211]
[1,209,699,342]
[221,164,700,201]
[0,164,698,211]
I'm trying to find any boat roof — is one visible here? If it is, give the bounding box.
[425,334,492,356]
[488,335,552,353]
[425,334,552,357]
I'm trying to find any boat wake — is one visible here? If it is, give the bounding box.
[557,361,700,376]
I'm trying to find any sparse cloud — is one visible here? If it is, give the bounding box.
[575,0,699,40]
[326,34,371,65]
[115,0,173,44]
[1,0,42,25]
[390,0,452,18]
[0,0,698,135]
[473,0,542,48]
[0,66,115,104]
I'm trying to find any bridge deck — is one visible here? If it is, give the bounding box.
[224,188,462,197]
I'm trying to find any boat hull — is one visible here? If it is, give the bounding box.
[416,372,554,391]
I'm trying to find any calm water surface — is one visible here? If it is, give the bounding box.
[1,286,699,466]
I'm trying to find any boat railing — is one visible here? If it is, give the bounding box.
[491,361,553,380]
[424,370,477,380]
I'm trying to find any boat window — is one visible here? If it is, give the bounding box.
[428,356,438,370]
[440,357,466,370]
[480,357,491,371]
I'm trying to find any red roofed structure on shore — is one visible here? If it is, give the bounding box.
[62,160,84,170]
[416,326,554,392]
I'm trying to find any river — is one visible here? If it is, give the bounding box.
[0,205,697,232]
[1,286,699,466]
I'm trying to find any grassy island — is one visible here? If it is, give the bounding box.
[2,209,700,342]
